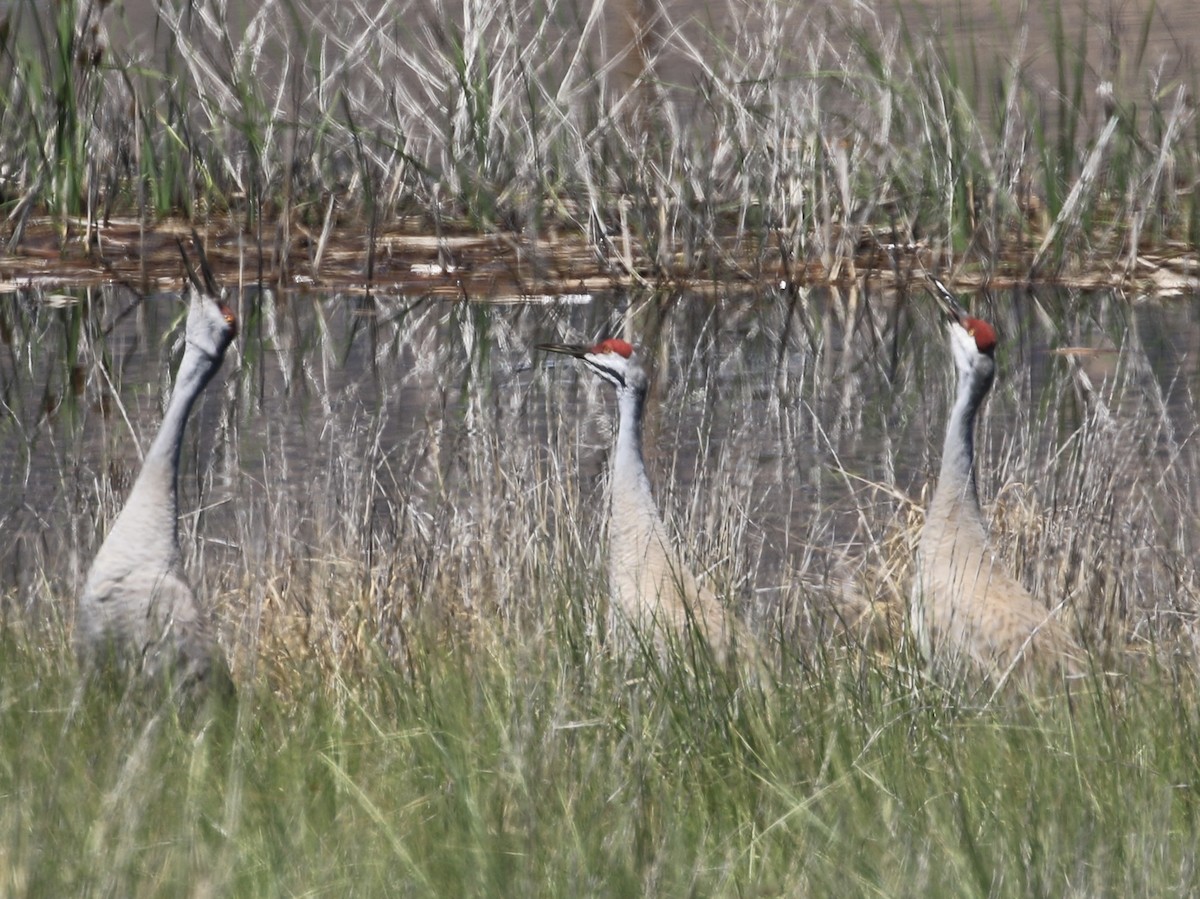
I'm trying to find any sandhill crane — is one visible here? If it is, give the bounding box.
[538,338,753,661]
[77,241,237,694]
[914,277,1083,685]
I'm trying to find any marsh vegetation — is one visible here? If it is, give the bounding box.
[3,279,1199,893]
[1,0,1199,893]
[0,0,1197,292]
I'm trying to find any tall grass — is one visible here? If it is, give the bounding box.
[2,270,1199,891]
[0,0,1196,287]
[1,1,1199,886]
[3,605,1200,894]
[3,279,1196,652]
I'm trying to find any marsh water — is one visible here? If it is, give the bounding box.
[104,0,1200,98]
[1,286,1197,657]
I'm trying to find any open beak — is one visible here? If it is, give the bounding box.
[177,235,237,338]
[177,238,203,294]
[191,229,222,298]
[177,232,223,299]
[923,273,968,324]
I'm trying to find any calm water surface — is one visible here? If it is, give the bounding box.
[1,286,1197,651]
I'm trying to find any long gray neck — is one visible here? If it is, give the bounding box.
[934,364,992,520]
[610,382,661,522]
[614,385,646,476]
[116,345,220,555]
[145,346,218,473]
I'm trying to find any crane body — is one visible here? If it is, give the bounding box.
[540,339,749,660]
[78,244,236,692]
[915,280,1083,683]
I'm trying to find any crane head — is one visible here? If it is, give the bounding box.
[958,315,996,356]
[923,273,997,396]
[537,338,648,392]
[178,237,237,361]
[947,313,997,391]
[924,273,997,357]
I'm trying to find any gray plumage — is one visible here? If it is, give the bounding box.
[77,263,237,692]
[914,280,1083,684]
[540,338,753,661]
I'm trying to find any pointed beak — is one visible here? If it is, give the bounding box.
[536,342,591,359]
[191,229,222,298]
[177,238,203,293]
[923,274,968,324]
[177,233,222,298]
[536,342,626,387]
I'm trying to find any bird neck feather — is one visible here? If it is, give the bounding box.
[934,364,992,523]
[610,385,661,532]
[145,346,220,471]
[613,387,645,469]
[118,345,221,553]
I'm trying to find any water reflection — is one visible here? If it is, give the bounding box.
[0,285,1196,661]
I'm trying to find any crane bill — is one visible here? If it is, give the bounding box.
[177,234,223,300]
[176,238,203,295]
[536,342,591,358]
[922,272,968,319]
[190,229,222,298]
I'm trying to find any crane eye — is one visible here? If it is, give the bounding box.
[967,327,975,337]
